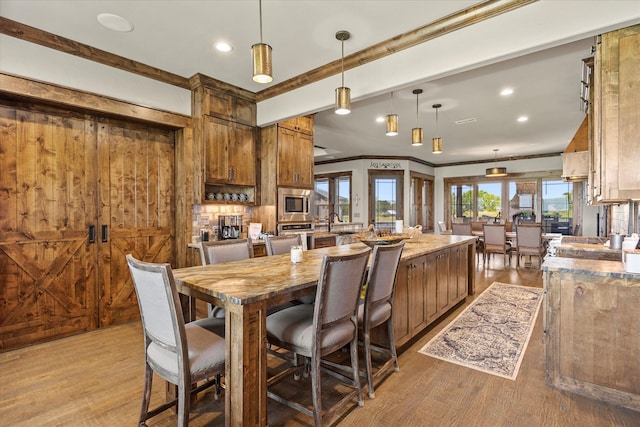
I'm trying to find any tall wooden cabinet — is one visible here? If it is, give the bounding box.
[0,104,176,351]
[191,74,257,202]
[260,115,315,207]
[589,24,640,203]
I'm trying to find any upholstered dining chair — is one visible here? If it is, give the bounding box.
[452,222,472,236]
[264,234,302,256]
[358,241,404,399]
[514,223,545,267]
[482,223,513,266]
[198,239,254,318]
[265,249,371,427]
[126,254,225,427]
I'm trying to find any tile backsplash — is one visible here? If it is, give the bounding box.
[192,204,254,239]
[609,201,639,235]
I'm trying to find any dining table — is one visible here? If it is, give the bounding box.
[171,243,373,427]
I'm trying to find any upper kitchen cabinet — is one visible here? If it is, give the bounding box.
[203,115,256,186]
[260,115,315,204]
[190,74,257,198]
[590,24,640,203]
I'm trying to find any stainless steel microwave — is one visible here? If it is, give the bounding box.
[278,188,313,223]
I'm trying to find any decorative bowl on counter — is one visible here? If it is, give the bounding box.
[352,233,410,247]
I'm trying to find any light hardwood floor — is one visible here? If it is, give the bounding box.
[1,257,639,426]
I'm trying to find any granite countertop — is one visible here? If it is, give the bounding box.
[542,256,640,280]
[555,242,621,261]
[174,235,476,305]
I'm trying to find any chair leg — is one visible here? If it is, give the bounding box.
[177,379,190,427]
[350,339,363,407]
[387,319,399,373]
[139,362,153,426]
[363,331,375,399]
[311,352,323,427]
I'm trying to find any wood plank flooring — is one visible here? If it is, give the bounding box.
[1,257,639,426]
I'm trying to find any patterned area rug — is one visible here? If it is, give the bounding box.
[418,282,543,380]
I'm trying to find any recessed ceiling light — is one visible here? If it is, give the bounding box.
[500,88,514,96]
[517,116,528,122]
[215,42,233,52]
[376,116,385,123]
[97,13,134,32]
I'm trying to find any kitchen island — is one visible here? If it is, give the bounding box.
[542,257,640,412]
[172,234,475,426]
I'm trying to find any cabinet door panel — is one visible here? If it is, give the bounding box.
[98,122,176,326]
[409,256,428,334]
[277,127,297,186]
[204,116,230,183]
[0,107,98,351]
[230,122,256,185]
[392,260,411,346]
[295,132,314,188]
[436,251,449,312]
[425,252,438,322]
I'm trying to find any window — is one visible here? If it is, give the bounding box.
[477,182,502,221]
[541,179,573,234]
[369,171,403,231]
[410,172,434,231]
[450,184,474,223]
[314,173,352,223]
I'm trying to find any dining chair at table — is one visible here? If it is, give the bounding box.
[452,223,482,263]
[198,239,254,318]
[265,249,371,427]
[482,223,513,267]
[514,223,545,267]
[357,241,404,399]
[264,234,302,256]
[126,254,226,427]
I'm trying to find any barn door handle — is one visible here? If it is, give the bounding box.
[101,225,109,242]
[88,225,95,243]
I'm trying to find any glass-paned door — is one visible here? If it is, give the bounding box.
[508,180,538,225]
[336,176,351,222]
[314,178,329,221]
[369,171,403,231]
[542,179,573,234]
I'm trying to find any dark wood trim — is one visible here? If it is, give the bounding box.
[316,155,436,167]
[189,73,256,102]
[0,72,191,128]
[257,0,537,102]
[0,17,190,90]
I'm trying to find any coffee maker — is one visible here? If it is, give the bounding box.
[218,215,243,240]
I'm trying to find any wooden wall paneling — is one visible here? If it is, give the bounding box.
[174,127,196,269]
[0,106,99,351]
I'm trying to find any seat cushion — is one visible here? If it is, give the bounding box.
[357,301,391,329]
[147,318,225,384]
[266,304,355,356]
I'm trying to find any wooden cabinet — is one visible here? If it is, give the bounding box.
[313,236,336,248]
[260,115,315,206]
[383,242,472,348]
[277,127,314,188]
[201,87,256,126]
[544,262,640,411]
[203,115,256,186]
[590,24,640,203]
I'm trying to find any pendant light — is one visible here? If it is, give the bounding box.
[251,0,272,83]
[432,103,443,154]
[386,92,398,136]
[335,30,351,115]
[411,89,423,146]
[486,148,508,177]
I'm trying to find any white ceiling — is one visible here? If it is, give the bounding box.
[2,1,639,165]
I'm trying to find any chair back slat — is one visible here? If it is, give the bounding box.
[265,234,302,256]
[483,224,506,246]
[126,255,182,351]
[517,223,542,249]
[365,242,404,306]
[315,250,370,328]
[452,223,472,236]
[199,239,253,265]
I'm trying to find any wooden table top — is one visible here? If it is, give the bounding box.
[172,235,476,306]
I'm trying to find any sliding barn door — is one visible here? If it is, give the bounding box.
[0,106,99,350]
[97,121,175,326]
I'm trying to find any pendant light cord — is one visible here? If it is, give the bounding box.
[341,38,345,87]
[259,0,264,43]
[416,92,419,126]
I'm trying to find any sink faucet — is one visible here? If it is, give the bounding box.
[328,212,341,232]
